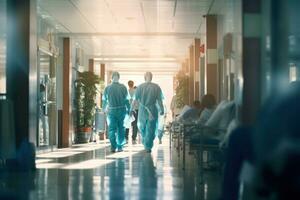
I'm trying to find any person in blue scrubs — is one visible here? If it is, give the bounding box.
[133,72,164,152]
[102,72,130,152]
[157,102,167,144]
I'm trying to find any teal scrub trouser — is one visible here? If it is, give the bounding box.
[157,129,163,140]
[107,109,126,150]
[138,118,158,150]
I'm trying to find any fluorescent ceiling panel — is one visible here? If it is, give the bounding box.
[38,0,95,32]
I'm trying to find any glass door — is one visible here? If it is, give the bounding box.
[38,50,57,148]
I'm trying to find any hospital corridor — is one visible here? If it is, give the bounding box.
[1,0,300,200]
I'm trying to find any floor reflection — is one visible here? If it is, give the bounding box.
[0,172,35,200]
[107,159,125,200]
[139,154,157,200]
[1,138,221,200]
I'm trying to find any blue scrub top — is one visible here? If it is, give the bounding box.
[135,82,163,106]
[135,82,163,118]
[102,82,130,110]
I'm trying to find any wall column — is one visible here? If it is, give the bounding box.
[60,38,71,148]
[185,58,189,75]
[189,45,195,105]
[270,0,289,95]
[241,0,262,124]
[194,38,200,100]
[6,0,37,147]
[206,15,218,100]
[199,43,206,98]
[98,63,105,109]
[100,63,105,81]
[88,59,94,72]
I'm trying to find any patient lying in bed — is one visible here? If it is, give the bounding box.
[191,100,236,143]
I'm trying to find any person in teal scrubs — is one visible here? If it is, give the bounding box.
[102,72,130,152]
[156,102,167,144]
[133,72,164,152]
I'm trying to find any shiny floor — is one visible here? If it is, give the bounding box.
[1,136,222,200]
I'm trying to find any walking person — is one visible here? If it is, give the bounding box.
[132,72,164,152]
[125,81,139,144]
[157,102,167,144]
[102,72,130,152]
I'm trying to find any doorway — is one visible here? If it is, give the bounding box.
[37,49,57,150]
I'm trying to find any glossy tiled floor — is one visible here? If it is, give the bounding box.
[0,136,222,200]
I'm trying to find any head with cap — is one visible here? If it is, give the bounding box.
[111,71,120,83]
[144,72,153,83]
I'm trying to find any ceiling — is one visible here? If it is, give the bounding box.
[37,0,221,74]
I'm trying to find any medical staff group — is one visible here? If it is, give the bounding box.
[102,71,164,153]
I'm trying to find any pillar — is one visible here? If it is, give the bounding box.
[270,0,289,94]
[100,63,105,81]
[183,60,188,75]
[98,63,105,111]
[200,43,206,98]
[185,58,189,75]
[88,59,94,72]
[206,15,218,101]
[60,38,71,148]
[194,38,200,100]
[223,33,233,101]
[6,0,37,147]
[189,45,195,105]
[241,0,262,124]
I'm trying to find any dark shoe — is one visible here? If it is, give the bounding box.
[132,140,137,145]
[144,149,151,153]
[117,148,123,152]
[111,149,116,153]
[159,139,162,144]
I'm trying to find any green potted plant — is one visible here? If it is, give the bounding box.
[175,73,189,107]
[74,71,100,143]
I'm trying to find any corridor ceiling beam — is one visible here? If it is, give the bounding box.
[90,55,180,59]
[57,32,203,38]
[108,69,178,74]
[94,60,179,63]
[93,56,180,63]
[114,71,177,76]
[90,55,186,63]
